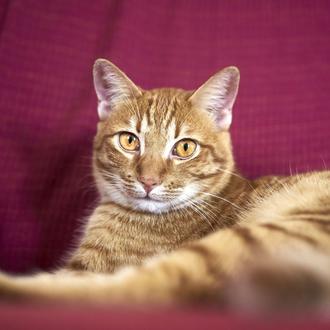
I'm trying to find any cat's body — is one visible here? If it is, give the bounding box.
[68,166,252,274]
[1,60,329,312]
[67,173,300,274]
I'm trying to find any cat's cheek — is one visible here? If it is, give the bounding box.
[175,183,199,205]
[126,187,146,199]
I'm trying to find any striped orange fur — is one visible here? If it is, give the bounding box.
[0,59,329,313]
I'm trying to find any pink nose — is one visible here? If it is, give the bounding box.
[138,176,161,193]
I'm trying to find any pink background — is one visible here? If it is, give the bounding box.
[0,1,329,327]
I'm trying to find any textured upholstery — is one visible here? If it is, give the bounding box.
[0,1,329,327]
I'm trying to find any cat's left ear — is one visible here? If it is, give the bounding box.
[189,66,240,130]
[93,59,142,121]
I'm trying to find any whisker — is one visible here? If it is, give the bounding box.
[217,168,255,190]
[179,191,217,231]
[198,191,243,210]
[186,200,215,231]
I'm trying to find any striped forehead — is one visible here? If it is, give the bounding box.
[133,92,190,154]
[138,93,182,134]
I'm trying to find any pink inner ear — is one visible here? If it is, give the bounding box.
[216,108,232,130]
[94,66,114,120]
[188,67,239,127]
[94,64,111,103]
[93,60,142,117]
[97,101,112,121]
[222,74,240,110]
[188,71,238,130]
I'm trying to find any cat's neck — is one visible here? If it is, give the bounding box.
[68,171,255,273]
[93,171,253,239]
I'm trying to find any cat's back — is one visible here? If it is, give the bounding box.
[244,170,330,229]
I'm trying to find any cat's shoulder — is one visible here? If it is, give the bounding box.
[241,170,330,224]
[251,170,330,191]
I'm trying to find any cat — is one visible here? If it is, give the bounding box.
[0,59,329,313]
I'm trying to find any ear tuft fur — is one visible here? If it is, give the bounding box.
[189,66,240,130]
[93,59,142,120]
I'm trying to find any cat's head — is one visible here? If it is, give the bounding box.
[92,59,239,213]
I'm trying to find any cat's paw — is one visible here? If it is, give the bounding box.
[224,258,330,313]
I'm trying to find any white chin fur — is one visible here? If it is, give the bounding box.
[131,198,172,213]
[99,180,198,214]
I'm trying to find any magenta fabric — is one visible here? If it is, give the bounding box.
[1,305,330,330]
[0,1,330,328]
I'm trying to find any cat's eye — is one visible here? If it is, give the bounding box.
[119,132,140,152]
[172,139,197,159]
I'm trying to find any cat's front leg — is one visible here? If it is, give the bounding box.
[0,229,237,304]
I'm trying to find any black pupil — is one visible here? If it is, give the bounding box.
[128,135,134,144]
[183,142,189,151]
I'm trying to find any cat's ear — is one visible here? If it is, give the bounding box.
[93,59,142,120]
[189,66,240,130]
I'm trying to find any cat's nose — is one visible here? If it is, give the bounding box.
[138,176,161,193]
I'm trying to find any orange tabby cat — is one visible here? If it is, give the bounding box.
[0,59,329,312]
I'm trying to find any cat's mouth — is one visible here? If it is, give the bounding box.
[128,190,178,203]
[120,189,183,213]
[130,195,173,213]
[138,192,167,200]
[100,179,198,213]
[121,185,199,213]
[135,194,152,201]
[130,193,172,204]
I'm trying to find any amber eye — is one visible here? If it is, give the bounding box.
[172,139,197,158]
[119,132,140,152]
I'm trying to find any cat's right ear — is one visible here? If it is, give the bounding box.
[189,66,240,130]
[93,59,142,121]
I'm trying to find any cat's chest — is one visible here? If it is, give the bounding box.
[69,210,198,273]
[95,213,198,254]
[70,200,242,273]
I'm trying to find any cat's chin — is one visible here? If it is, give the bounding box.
[100,183,199,214]
[131,197,173,213]
[102,191,188,214]
[122,196,175,213]
[128,184,199,214]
